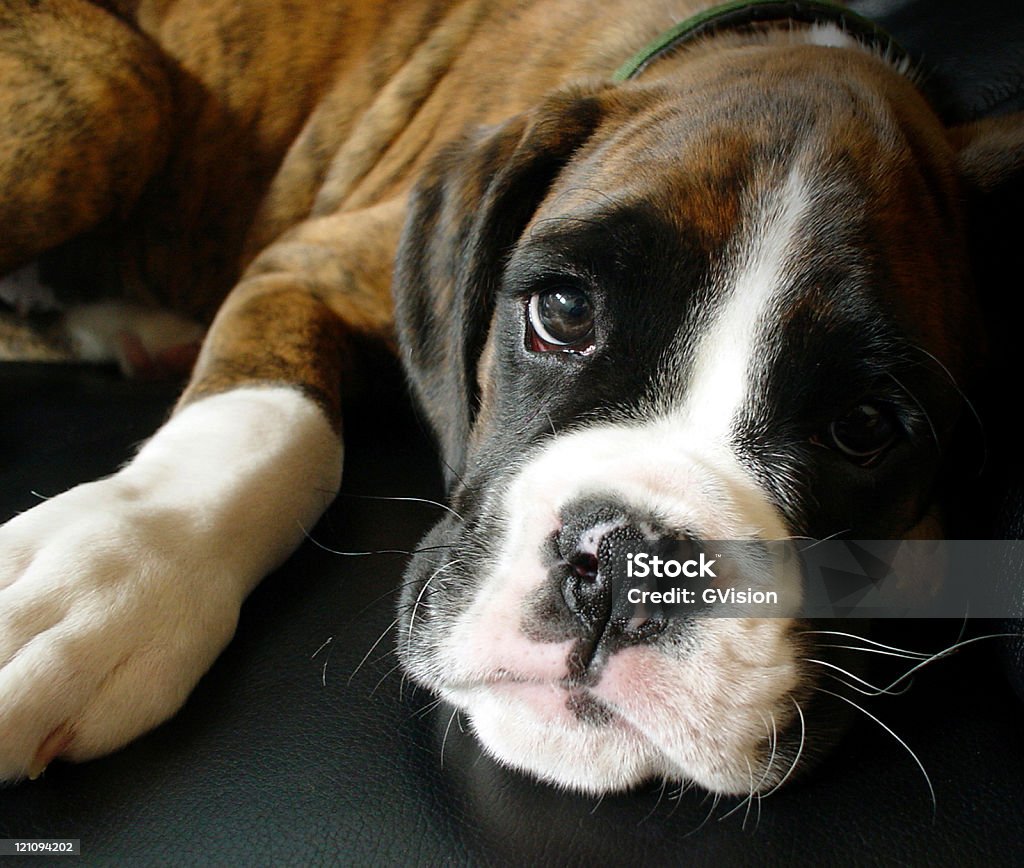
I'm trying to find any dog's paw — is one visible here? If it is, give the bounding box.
[0,476,242,782]
[0,388,343,783]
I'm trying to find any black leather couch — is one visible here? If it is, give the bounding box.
[2,1,1023,864]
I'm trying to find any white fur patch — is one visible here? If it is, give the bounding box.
[802,23,860,50]
[675,165,807,446]
[0,387,341,781]
[794,20,913,77]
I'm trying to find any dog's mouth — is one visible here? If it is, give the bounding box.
[447,680,623,729]
[409,617,818,796]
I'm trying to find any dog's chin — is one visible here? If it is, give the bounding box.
[441,683,772,796]
[444,684,675,794]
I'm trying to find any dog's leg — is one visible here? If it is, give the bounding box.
[0,199,401,781]
[0,3,183,374]
[0,1,173,273]
[0,1,174,272]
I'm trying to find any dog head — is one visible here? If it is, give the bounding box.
[392,43,1024,796]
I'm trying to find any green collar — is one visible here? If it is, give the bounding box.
[612,0,908,82]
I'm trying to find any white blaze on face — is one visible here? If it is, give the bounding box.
[676,165,809,448]
[437,168,814,793]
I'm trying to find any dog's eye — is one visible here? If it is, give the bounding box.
[528,287,594,352]
[825,402,900,463]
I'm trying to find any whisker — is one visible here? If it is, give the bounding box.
[667,780,695,819]
[816,686,935,817]
[437,452,466,489]
[793,528,852,549]
[760,697,805,798]
[742,758,756,830]
[357,569,458,622]
[806,658,915,696]
[298,522,455,559]
[684,793,722,838]
[405,559,463,651]
[817,669,914,697]
[909,343,983,432]
[334,492,464,522]
[908,343,986,472]
[764,713,779,786]
[310,635,335,687]
[887,372,940,451]
[720,712,774,827]
[746,712,780,808]
[311,636,333,658]
[796,629,931,658]
[348,618,399,685]
[639,777,669,825]
[817,643,931,661]
[410,697,444,719]
[753,713,778,829]
[718,758,758,826]
[439,706,459,769]
[877,632,1020,693]
[370,661,405,696]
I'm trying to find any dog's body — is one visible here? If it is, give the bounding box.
[1,0,1022,794]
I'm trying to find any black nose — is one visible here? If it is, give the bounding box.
[558,500,682,653]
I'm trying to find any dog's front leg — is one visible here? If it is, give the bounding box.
[0,200,402,781]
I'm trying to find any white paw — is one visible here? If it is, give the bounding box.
[0,388,342,781]
[0,477,242,780]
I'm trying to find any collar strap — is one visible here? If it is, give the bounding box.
[612,0,909,82]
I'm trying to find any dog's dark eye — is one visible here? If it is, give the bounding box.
[528,287,594,352]
[825,402,900,463]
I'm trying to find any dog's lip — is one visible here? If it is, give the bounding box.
[443,673,568,691]
[441,674,646,733]
[443,669,582,690]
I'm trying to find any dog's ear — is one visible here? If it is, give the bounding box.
[949,113,1024,195]
[947,113,1024,354]
[948,114,1024,272]
[393,84,615,483]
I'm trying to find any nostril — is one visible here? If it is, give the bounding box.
[568,552,599,581]
[562,551,610,629]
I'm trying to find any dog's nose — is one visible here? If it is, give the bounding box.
[557,500,679,651]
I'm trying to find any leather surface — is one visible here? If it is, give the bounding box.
[2,0,1024,863]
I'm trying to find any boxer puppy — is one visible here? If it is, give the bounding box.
[0,0,1021,795]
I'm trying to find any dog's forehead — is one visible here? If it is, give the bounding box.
[517,126,885,345]
[519,93,967,360]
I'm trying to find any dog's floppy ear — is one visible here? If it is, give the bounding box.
[947,113,1024,346]
[949,112,1024,195]
[393,84,615,483]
